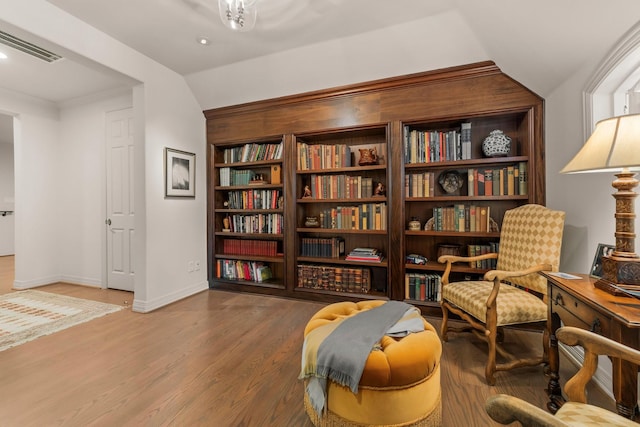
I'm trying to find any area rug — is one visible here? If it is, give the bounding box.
[0,290,124,352]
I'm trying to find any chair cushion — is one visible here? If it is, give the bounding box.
[556,402,637,426]
[442,280,547,326]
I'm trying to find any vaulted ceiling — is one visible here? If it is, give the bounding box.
[1,0,639,105]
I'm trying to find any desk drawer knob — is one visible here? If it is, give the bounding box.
[554,294,564,306]
[590,318,602,334]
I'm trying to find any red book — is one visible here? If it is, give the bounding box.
[484,169,493,196]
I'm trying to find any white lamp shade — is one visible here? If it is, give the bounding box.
[561,113,640,174]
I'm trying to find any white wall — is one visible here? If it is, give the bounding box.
[0,139,15,256]
[133,75,208,311]
[0,89,62,288]
[546,64,620,274]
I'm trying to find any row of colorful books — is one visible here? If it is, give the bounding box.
[316,203,387,230]
[467,243,500,269]
[405,273,442,302]
[307,174,376,199]
[344,247,384,263]
[432,205,492,233]
[299,237,345,258]
[225,189,282,210]
[223,142,283,164]
[297,142,352,170]
[215,259,273,282]
[224,213,283,234]
[467,163,527,196]
[297,264,371,294]
[403,122,472,164]
[222,239,278,257]
[405,171,436,198]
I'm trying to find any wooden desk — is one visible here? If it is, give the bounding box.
[542,272,640,420]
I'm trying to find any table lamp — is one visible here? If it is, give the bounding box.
[561,113,640,294]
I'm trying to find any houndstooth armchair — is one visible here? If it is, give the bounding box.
[438,204,566,385]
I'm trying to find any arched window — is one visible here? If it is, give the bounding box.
[584,21,640,135]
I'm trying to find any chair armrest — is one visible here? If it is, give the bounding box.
[558,326,640,364]
[438,253,498,265]
[483,264,552,309]
[484,263,552,282]
[438,253,498,284]
[485,394,568,427]
[557,326,640,403]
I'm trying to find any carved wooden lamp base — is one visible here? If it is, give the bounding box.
[595,169,640,295]
[595,256,640,295]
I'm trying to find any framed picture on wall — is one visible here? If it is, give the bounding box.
[165,147,195,198]
[590,243,615,278]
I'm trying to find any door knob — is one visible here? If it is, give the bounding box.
[106,218,111,226]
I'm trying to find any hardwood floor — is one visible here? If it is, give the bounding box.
[0,255,615,426]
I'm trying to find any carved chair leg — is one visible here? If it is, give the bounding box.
[440,303,449,342]
[486,328,497,386]
[494,342,512,360]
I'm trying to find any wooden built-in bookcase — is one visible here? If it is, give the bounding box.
[205,61,545,315]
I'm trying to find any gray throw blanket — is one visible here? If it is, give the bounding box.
[300,301,422,416]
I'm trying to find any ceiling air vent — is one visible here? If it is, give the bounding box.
[0,30,62,63]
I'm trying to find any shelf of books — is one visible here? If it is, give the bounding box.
[294,126,390,299]
[401,110,534,306]
[211,139,285,290]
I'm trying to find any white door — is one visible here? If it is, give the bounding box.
[106,108,135,291]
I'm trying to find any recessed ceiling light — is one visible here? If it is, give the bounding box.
[0,52,7,59]
[196,37,211,46]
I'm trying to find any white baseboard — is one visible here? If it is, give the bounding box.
[132,280,209,313]
[13,274,103,289]
[13,275,62,289]
[60,275,102,287]
[13,275,209,314]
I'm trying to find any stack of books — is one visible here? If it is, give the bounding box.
[297,265,371,294]
[345,247,384,263]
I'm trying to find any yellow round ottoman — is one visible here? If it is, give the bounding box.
[302,300,442,427]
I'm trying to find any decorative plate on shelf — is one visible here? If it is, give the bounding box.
[438,170,464,194]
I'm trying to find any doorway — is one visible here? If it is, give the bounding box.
[105,108,135,292]
[0,114,14,259]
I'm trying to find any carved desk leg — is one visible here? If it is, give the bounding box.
[612,326,640,420]
[546,310,564,413]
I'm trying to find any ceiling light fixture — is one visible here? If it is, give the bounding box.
[218,0,258,32]
[197,37,211,46]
